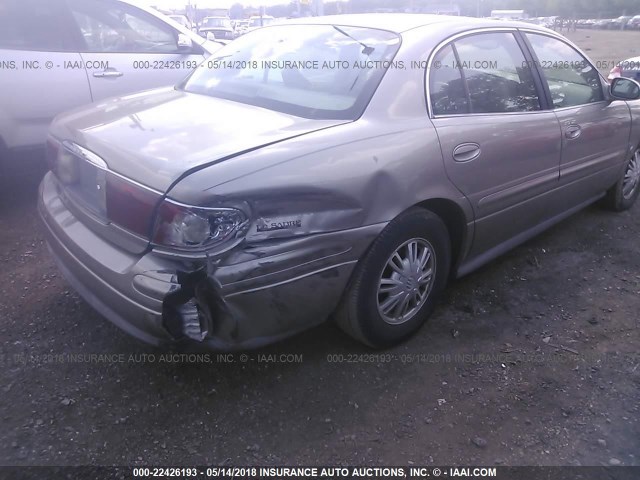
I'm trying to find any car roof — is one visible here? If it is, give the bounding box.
[278,13,551,34]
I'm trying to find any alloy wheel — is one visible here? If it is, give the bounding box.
[623,150,640,199]
[377,238,436,325]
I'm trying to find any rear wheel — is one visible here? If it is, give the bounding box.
[335,208,451,348]
[604,148,640,211]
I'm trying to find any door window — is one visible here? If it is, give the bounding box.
[526,33,604,108]
[454,33,541,114]
[67,0,180,53]
[430,44,469,115]
[430,32,541,115]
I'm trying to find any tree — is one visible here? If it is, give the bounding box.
[229,3,244,19]
[345,0,640,17]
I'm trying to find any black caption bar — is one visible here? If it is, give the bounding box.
[1,466,638,480]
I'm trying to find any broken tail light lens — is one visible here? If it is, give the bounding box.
[46,138,80,185]
[45,137,60,171]
[152,200,248,250]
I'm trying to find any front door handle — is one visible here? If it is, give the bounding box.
[565,125,582,140]
[93,69,123,79]
[453,143,481,163]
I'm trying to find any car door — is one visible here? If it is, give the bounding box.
[66,0,206,102]
[0,0,92,152]
[428,31,562,258]
[524,32,631,202]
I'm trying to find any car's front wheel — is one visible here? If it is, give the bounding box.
[604,147,640,211]
[335,208,451,348]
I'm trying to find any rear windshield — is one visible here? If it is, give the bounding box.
[181,24,401,120]
[203,18,231,28]
[249,17,275,27]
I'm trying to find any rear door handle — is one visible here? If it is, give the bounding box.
[93,69,123,79]
[565,125,582,139]
[453,143,481,163]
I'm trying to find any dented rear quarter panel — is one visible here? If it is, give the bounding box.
[166,25,474,270]
[39,18,493,349]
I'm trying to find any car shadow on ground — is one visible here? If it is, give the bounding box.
[2,165,638,466]
[0,160,47,212]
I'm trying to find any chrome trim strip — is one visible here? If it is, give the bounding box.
[162,198,242,213]
[55,138,163,195]
[63,141,108,170]
[432,110,550,119]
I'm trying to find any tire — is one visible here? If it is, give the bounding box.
[604,148,640,211]
[335,208,451,348]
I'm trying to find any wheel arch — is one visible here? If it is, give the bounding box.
[414,198,469,276]
[334,202,460,347]
[334,197,470,320]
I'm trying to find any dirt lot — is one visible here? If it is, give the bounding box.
[564,28,640,76]
[1,30,639,469]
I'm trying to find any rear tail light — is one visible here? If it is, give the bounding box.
[47,139,107,184]
[105,174,161,238]
[46,138,247,248]
[46,138,80,184]
[45,137,60,171]
[152,200,248,250]
[47,138,160,237]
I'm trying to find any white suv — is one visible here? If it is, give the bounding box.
[0,0,221,171]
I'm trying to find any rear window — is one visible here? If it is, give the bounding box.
[181,24,401,120]
[203,17,231,28]
[249,17,275,27]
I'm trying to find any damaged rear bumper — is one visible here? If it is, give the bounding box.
[38,172,384,350]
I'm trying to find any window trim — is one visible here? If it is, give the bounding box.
[65,0,203,55]
[450,43,472,114]
[426,28,547,119]
[519,29,608,112]
[429,43,471,115]
[514,30,552,110]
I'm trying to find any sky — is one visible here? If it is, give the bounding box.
[139,0,290,9]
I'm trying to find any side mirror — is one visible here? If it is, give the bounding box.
[206,32,216,41]
[177,33,193,51]
[610,77,640,100]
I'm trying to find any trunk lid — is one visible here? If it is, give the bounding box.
[50,87,345,193]
[48,88,347,251]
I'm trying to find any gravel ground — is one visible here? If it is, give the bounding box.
[564,28,640,76]
[1,30,640,469]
